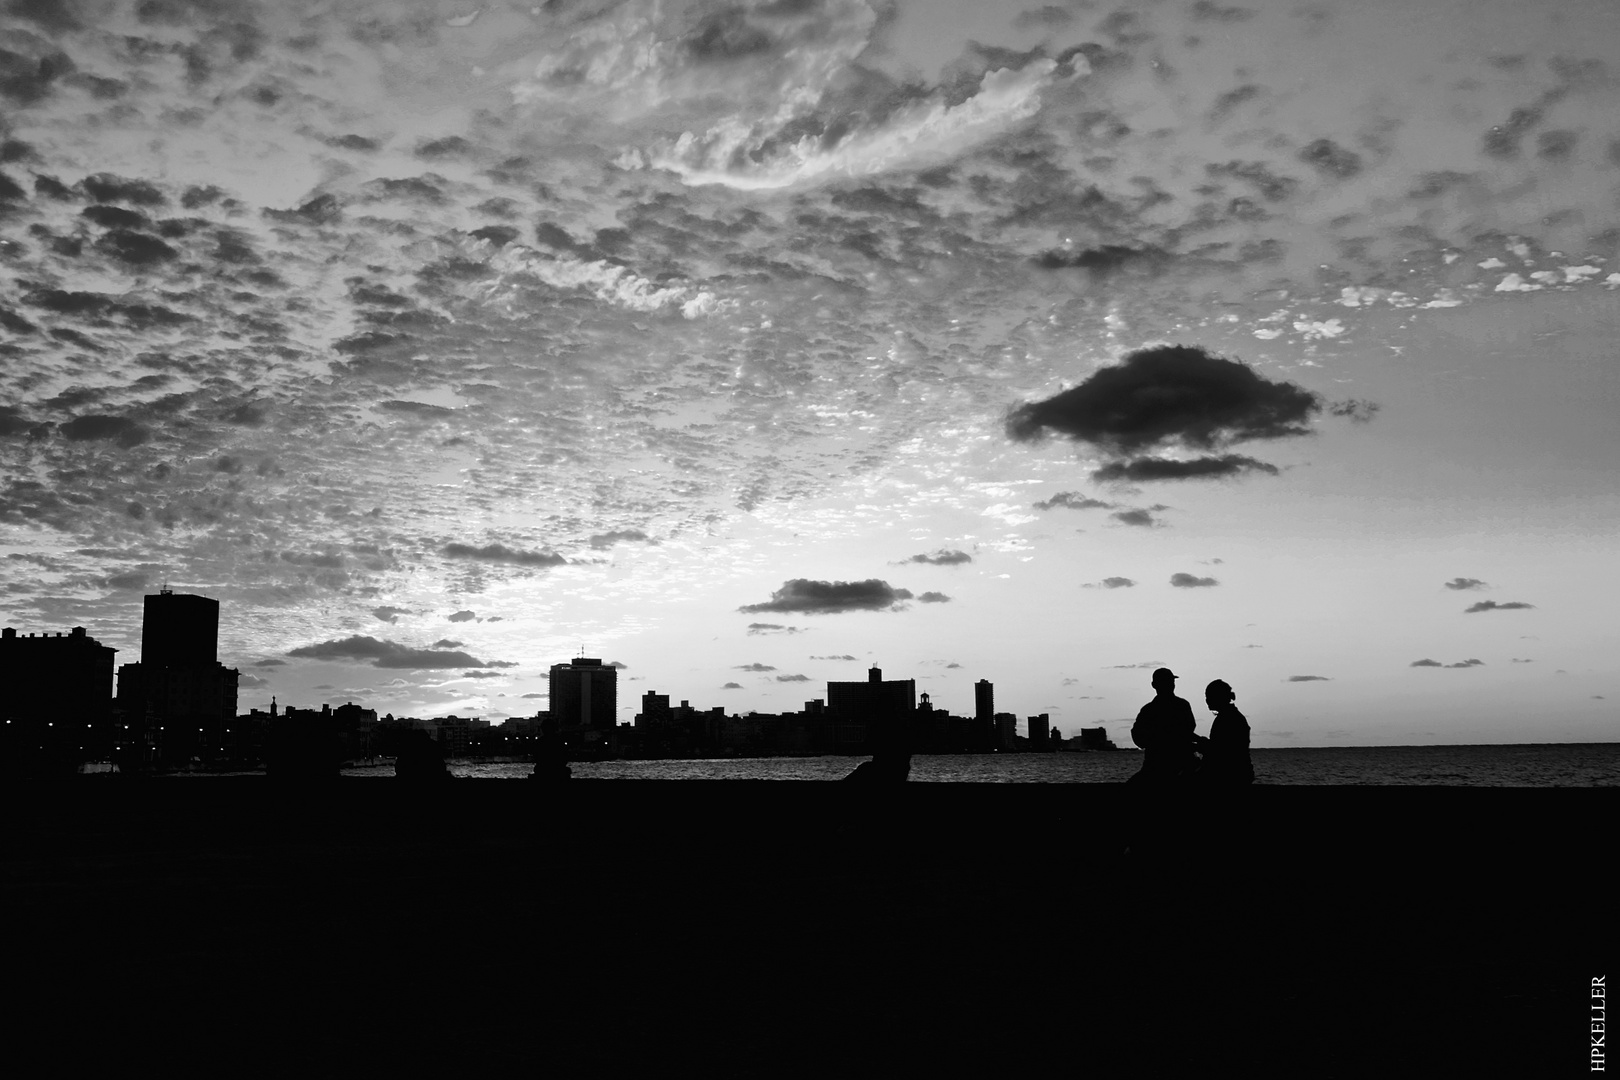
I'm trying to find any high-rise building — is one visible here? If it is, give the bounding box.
[549,658,617,746]
[140,590,219,667]
[975,679,993,722]
[1028,713,1050,748]
[0,626,117,774]
[826,665,916,754]
[118,589,239,769]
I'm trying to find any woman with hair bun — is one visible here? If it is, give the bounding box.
[1198,679,1254,785]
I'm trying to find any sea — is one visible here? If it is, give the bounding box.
[338,743,1620,786]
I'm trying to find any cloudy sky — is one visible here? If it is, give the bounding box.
[2,0,1617,747]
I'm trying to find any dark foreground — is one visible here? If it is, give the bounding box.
[3,781,1610,1076]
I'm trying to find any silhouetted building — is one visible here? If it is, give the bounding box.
[116,589,240,770]
[550,657,618,751]
[1077,726,1119,751]
[1029,713,1050,749]
[826,665,915,755]
[994,712,1017,750]
[0,626,117,775]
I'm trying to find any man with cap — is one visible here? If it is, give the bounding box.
[1128,667,1199,785]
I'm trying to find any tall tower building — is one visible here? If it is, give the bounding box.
[975,679,994,723]
[118,589,239,770]
[549,658,618,746]
[140,589,219,667]
[825,665,916,754]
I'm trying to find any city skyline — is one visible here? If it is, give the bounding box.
[2,0,1617,747]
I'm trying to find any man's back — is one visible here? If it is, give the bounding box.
[1131,693,1197,780]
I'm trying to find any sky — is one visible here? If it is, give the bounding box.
[1,0,1617,748]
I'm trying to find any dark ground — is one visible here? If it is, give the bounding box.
[2,781,1609,1076]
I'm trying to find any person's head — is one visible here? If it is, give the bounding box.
[1205,679,1234,710]
[1151,667,1177,693]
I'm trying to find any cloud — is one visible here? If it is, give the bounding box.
[1112,509,1159,527]
[1091,455,1280,483]
[287,636,487,669]
[1083,577,1137,589]
[238,673,269,688]
[1464,601,1535,613]
[946,663,962,669]
[431,639,464,649]
[253,659,286,667]
[1170,573,1219,588]
[1445,659,1485,668]
[917,591,951,603]
[811,655,860,661]
[903,549,972,565]
[739,578,913,614]
[461,671,503,679]
[1328,399,1381,423]
[1409,659,1443,667]
[1444,578,1487,591]
[589,529,651,549]
[722,682,743,689]
[607,661,629,669]
[447,610,477,623]
[1033,244,1166,274]
[442,542,566,567]
[736,663,777,672]
[1286,675,1331,682]
[1511,658,1534,663]
[60,414,149,448]
[521,693,546,699]
[775,674,811,682]
[747,622,805,635]
[372,605,410,623]
[1033,492,1114,511]
[1006,345,1336,481]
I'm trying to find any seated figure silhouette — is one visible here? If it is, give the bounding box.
[394,729,449,782]
[529,715,571,782]
[1196,679,1254,786]
[843,711,912,783]
[1127,667,1198,786]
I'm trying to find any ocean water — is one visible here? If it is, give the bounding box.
[340,743,1620,786]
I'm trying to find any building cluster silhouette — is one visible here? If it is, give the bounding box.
[0,591,1120,775]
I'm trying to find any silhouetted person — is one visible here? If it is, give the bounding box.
[395,729,449,782]
[1127,668,1198,785]
[529,715,571,782]
[1197,680,1254,786]
[843,710,912,783]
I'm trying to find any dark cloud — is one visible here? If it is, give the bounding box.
[810,655,859,661]
[1464,601,1534,613]
[589,529,651,549]
[77,173,165,206]
[1033,492,1114,511]
[371,605,410,623]
[903,549,972,565]
[607,661,628,670]
[287,636,487,669]
[946,663,962,669]
[1111,509,1159,528]
[917,592,951,603]
[1445,659,1485,668]
[1084,577,1137,589]
[1007,346,1333,482]
[1092,455,1279,482]
[1013,5,1074,29]
[1169,573,1219,588]
[60,414,149,448]
[1191,1,1255,20]
[94,229,179,266]
[1033,244,1165,274]
[521,693,545,699]
[461,670,503,679]
[1444,578,1487,591]
[103,570,151,590]
[469,224,519,247]
[447,610,477,623]
[739,578,913,614]
[416,136,474,159]
[81,204,150,230]
[775,674,811,682]
[736,663,776,672]
[431,639,464,649]
[442,542,566,567]
[1328,399,1380,423]
[1297,138,1363,179]
[1409,659,1443,667]
[253,659,285,667]
[722,682,743,689]
[683,7,775,63]
[1286,675,1330,682]
[747,623,804,635]
[1510,658,1533,663]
